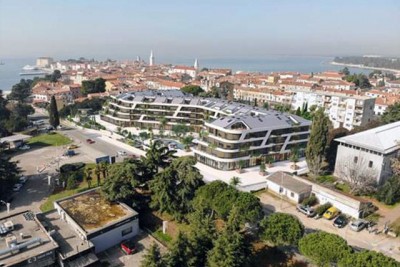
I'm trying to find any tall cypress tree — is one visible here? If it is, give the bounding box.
[49,95,60,128]
[305,108,329,177]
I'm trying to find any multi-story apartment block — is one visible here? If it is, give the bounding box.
[290,89,375,130]
[100,90,311,170]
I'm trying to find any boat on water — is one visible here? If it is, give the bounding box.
[22,65,39,71]
[19,71,49,76]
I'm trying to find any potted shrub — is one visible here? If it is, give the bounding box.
[266,155,274,168]
[236,160,245,173]
[259,162,267,176]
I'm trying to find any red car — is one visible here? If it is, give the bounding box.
[86,138,95,144]
[120,240,136,255]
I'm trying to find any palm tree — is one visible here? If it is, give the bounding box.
[99,161,109,180]
[230,176,241,188]
[142,140,177,175]
[181,135,194,152]
[159,116,168,138]
[84,168,93,188]
[95,164,101,186]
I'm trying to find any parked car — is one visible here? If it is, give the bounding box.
[64,150,76,157]
[19,145,30,150]
[296,204,316,217]
[333,215,348,228]
[120,240,136,255]
[349,219,366,232]
[68,144,79,149]
[86,139,95,144]
[12,184,23,192]
[118,150,127,156]
[323,207,340,220]
[19,176,28,184]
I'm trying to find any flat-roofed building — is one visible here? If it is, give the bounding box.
[0,211,59,267]
[53,189,139,254]
[334,121,400,185]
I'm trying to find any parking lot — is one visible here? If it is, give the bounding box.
[97,231,167,266]
[258,191,400,261]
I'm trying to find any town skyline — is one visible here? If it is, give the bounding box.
[1,0,400,59]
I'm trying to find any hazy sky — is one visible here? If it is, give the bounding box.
[0,0,399,60]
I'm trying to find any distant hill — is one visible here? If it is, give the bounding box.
[333,56,400,70]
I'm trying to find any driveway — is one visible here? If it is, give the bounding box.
[97,231,167,266]
[258,192,400,261]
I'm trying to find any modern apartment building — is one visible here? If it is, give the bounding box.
[290,89,375,130]
[100,90,311,170]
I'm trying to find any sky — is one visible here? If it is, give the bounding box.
[0,0,399,61]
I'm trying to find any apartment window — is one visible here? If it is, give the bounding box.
[354,156,358,163]
[121,227,133,236]
[290,192,294,198]
[368,161,373,168]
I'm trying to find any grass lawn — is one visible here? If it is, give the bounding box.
[335,183,351,193]
[28,132,72,147]
[40,164,103,212]
[316,175,336,184]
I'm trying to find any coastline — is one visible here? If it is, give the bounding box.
[330,61,400,74]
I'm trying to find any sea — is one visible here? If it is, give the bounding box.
[0,56,370,94]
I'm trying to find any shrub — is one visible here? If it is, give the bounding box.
[316,203,332,216]
[66,174,77,190]
[302,195,317,206]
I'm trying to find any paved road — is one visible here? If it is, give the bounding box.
[258,192,400,261]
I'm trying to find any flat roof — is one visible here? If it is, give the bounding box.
[0,134,31,143]
[0,211,58,266]
[38,211,97,262]
[55,189,138,235]
[267,172,312,194]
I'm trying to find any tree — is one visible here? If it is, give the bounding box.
[48,95,60,128]
[99,161,109,180]
[335,155,377,195]
[338,250,400,267]
[229,176,241,187]
[340,67,350,76]
[376,176,400,205]
[180,85,204,96]
[325,127,349,172]
[101,162,137,202]
[260,213,304,246]
[81,78,106,96]
[139,131,149,141]
[290,147,299,169]
[0,154,20,197]
[299,232,352,267]
[207,227,250,267]
[143,140,176,175]
[305,108,329,177]
[171,124,190,138]
[165,232,195,267]
[382,102,400,124]
[7,79,32,102]
[84,168,93,188]
[140,244,165,267]
[187,209,216,267]
[150,156,204,220]
[0,90,11,137]
[49,70,62,83]
[5,114,29,132]
[95,164,101,186]
[181,135,194,151]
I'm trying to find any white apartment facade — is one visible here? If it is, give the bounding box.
[291,90,375,130]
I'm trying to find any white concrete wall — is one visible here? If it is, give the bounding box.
[266,180,301,203]
[90,218,139,253]
[334,144,384,184]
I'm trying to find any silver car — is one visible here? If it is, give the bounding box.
[349,219,366,232]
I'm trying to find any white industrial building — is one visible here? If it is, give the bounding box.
[53,189,139,254]
[334,121,400,185]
